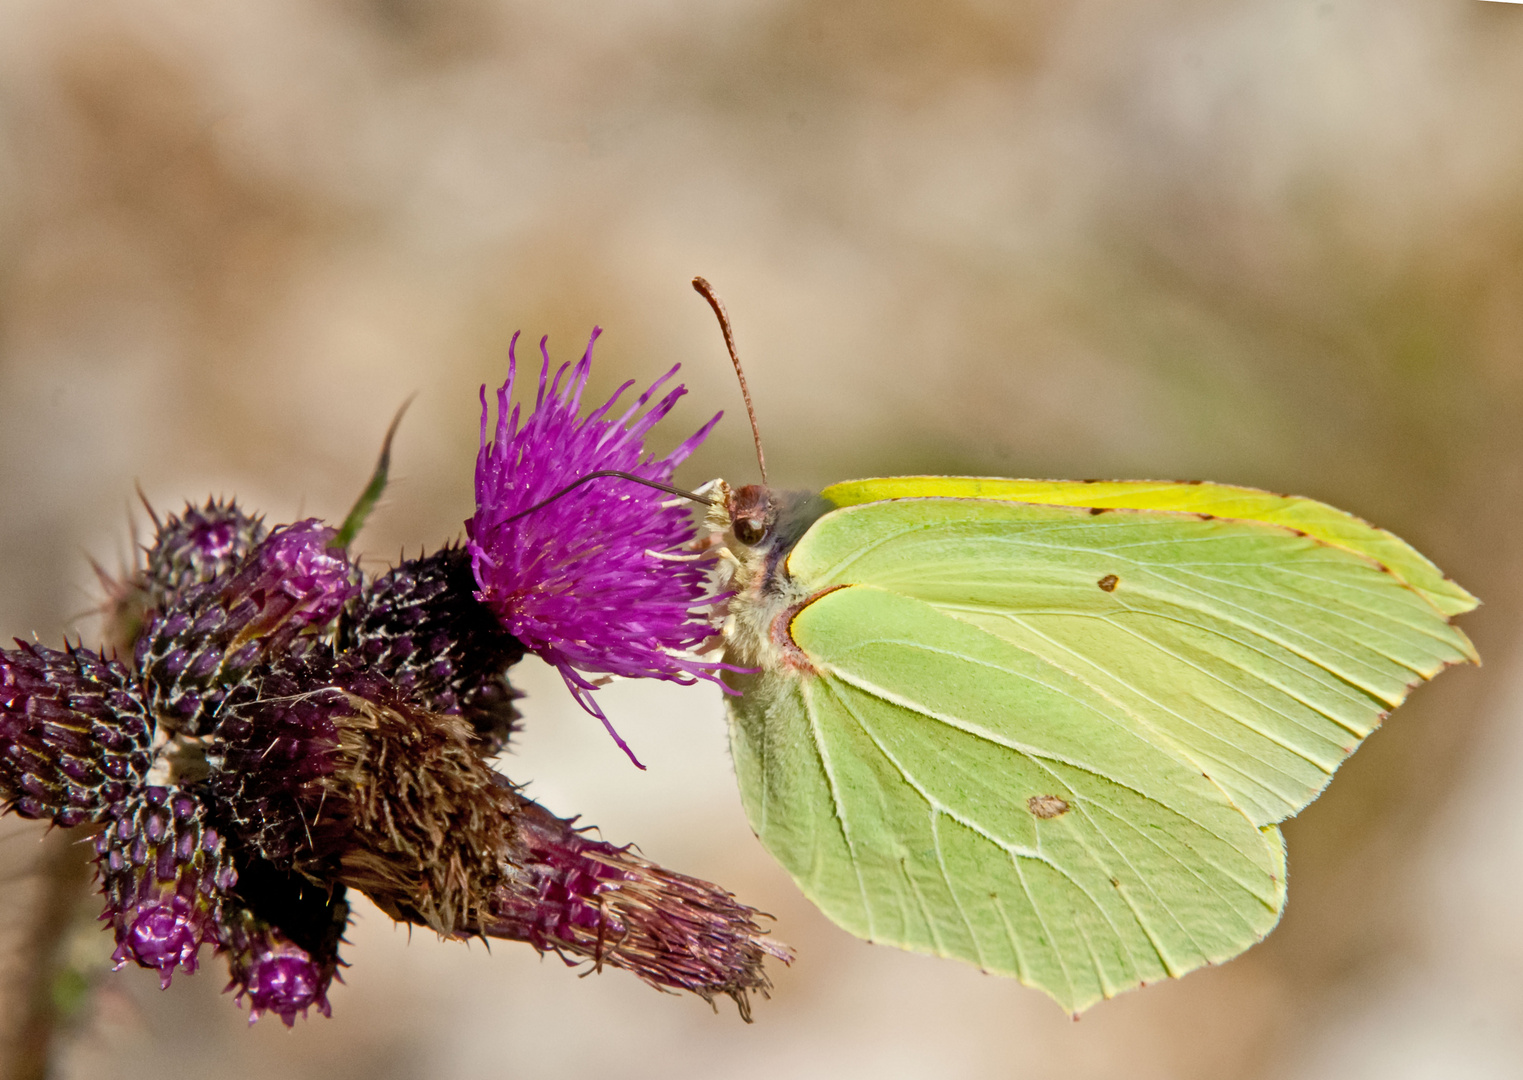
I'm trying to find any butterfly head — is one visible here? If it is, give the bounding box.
[727,484,772,547]
[702,479,829,671]
[702,479,832,585]
[699,479,768,559]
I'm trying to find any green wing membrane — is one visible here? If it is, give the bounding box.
[821,477,1478,618]
[727,587,1286,1014]
[788,496,1476,826]
[727,478,1475,1010]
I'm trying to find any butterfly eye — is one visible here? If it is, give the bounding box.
[733,518,768,546]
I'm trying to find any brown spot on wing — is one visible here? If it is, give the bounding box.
[1028,795,1070,819]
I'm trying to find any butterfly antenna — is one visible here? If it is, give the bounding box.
[692,276,767,486]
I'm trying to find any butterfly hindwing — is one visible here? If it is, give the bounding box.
[726,585,1287,1014]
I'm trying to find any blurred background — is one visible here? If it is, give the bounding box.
[1,0,1521,1077]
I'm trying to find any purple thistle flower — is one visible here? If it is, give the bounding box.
[466,329,722,765]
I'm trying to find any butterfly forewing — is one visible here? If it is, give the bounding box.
[785,496,1477,827]
[820,477,1478,618]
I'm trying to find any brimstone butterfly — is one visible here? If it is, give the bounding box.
[690,279,1478,1014]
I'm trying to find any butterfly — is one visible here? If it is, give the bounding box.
[689,281,1478,1014]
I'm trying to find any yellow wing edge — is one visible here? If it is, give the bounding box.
[820,476,1479,622]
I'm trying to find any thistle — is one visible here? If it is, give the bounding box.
[0,643,151,827]
[467,329,724,765]
[490,791,789,1017]
[218,862,349,1025]
[99,497,269,655]
[141,499,269,612]
[0,327,787,1027]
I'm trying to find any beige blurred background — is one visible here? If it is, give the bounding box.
[2,0,1522,1077]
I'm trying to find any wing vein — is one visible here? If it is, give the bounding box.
[802,680,877,938]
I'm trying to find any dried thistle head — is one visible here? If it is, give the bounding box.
[214,673,789,1015]
[490,792,791,1018]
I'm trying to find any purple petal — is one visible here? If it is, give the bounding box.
[467,329,723,763]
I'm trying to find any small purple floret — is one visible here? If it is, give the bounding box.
[243,949,325,1026]
[467,329,723,764]
[123,901,202,987]
[252,521,358,630]
[187,518,240,564]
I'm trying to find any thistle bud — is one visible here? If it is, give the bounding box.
[339,545,526,752]
[137,522,358,736]
[97,786,235,987]
[144,499,269,612]
[100,499,269,657]
[0,643,152,826]
[220,860,349,1026]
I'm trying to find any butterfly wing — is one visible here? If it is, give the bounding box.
[821,477,1478,618]
[726,585,1286,1014]
[786,491,1477,826]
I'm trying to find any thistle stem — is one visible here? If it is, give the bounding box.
[7,826,94,1080]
